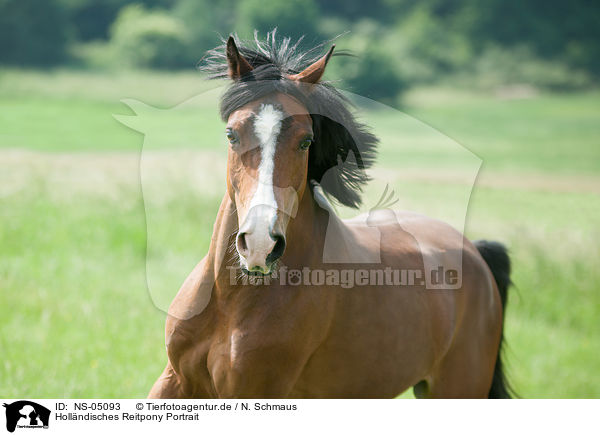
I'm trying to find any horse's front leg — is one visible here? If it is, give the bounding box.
[148,363,187,398]
[148,362,216,398]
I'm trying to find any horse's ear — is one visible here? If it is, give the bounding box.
[226,36,253,80]
[288,45,335,84]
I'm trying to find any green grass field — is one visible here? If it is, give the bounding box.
[1,69,599,398]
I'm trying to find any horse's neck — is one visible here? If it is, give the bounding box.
[282,187,330,266]
[208,193,238,278]
[169,188,334,319]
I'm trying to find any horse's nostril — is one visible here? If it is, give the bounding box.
[267,234,286,263]
[237,232,249,254]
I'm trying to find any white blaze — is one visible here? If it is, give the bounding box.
[236,103,285,270]
[249,104,284,211]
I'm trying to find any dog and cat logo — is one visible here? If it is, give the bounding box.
[2,401,50,432]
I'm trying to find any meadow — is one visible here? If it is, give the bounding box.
[0,69,599,398]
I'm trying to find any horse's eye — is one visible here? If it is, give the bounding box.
[299,138,312,150]
[225,128,238,144]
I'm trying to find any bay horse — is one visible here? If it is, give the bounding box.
[148,33,513,398]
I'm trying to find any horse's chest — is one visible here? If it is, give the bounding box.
[209,328,250,370]
[205,326,313,398]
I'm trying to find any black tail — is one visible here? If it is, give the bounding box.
[474,240,515,399]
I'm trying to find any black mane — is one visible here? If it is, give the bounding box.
[200,31,378,208]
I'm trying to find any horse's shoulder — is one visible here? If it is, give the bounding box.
[166,255,215,327]
[346,209,465,245]
[388,212,494,285]
[344,209,486,272]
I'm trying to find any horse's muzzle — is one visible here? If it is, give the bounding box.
[236,229,286,274]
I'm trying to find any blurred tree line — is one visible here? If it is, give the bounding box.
[1,0,598,100]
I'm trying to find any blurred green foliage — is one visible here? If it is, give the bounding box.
[0,0,598,99]
[237,0,319,42]
[0,0,70,65]
[110,4,189,69]
[60,0,175,41]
